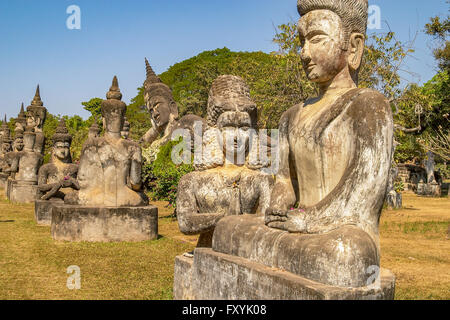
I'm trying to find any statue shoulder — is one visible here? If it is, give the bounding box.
[38,162,55,175]
[279,104,302,128]
[348,88,392,118]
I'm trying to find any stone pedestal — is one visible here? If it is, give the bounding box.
[35,199,63,226]
[174,249,396,300]
[51,205,158,242]
[0,173,8,195]
[386,191,402,209]
[8,181,38,203]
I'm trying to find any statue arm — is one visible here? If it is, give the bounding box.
[140,126,160,144]
[269,90,394,234]
[267,108,298,213]
[130,146,143,191]
[176,174,225,235]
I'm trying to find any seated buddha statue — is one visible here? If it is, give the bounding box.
[66,76,148,207]
[212,0,394,288]
[37,119,79,201]
[176,75,274,248]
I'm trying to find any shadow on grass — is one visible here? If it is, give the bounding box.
[0,220,15,223]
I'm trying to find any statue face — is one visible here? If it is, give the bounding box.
[1,143,11,154]
[147,95,171,128]
[53,141,70,161]
[217,111,252,161]
[26,115,40,128]
[13,138,24,152]
[298,10,348,84]
[103,109,125,134]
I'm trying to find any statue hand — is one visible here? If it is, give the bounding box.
[266,209,308,233]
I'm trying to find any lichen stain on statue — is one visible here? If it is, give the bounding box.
[141,58,207,162]
[176,75,274,249]
[67,76,148,207]
[174,0,396,299]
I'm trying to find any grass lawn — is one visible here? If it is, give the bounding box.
[0,191,448,300]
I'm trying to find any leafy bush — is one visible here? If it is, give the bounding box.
[142,139,194,210]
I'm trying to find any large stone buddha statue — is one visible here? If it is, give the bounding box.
[175,0,395,300]
[66,76,148,207]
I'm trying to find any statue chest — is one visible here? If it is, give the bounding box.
[194,171,262,215]
[288,104,353,206]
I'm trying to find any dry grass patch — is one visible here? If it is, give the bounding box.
[0,190,448,300]
[380,192,450,300]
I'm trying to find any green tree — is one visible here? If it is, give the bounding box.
[81,98,103,118]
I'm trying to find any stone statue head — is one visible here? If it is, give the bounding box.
[101,76,127,135]
[52,119,72,162]
[1,128,12,154]
[23,126,36,152]
[196,75,263,170]
[208,75,257,159]
[26,85,47,130]
[143,58,179,130]
[297,0,368,85]
[13,128,24,152]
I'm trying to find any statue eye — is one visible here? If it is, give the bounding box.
[310,35,326,44]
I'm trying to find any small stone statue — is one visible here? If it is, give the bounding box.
[37,119,79,201]
[15,103,27,132]
[26,85,47,155]
[176,75,273,248]
[140,58,207,159]
[0,125,12,190]
[121,117,130,140]
[7,126,43,203]
[67,76,148,207]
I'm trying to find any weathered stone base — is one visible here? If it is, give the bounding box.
[51,205,158,242]
[7,181,38,203]
[174,248,396,300]
[0,173,8,193]
[35,199,63,226]
[417,182,441,197]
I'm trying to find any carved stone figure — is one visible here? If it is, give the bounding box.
[15,103,27,132]
[35,119,79,225]
[175,0,395,300]
[26,85,47,155]
[121,117,130,140]
[0,123,12,190]
[176,75,274,249]
[7,126,43,203]
[140,58,207,160]
[51,77,158,242]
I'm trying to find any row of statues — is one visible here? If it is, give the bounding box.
[1,0,396,300]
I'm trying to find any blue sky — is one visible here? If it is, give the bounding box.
[0,0,448,119]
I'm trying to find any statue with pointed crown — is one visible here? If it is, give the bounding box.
[174,0,395,300]
[26,85,47,155]
[51,77,158,242]
[141,58,207,161]
[15,103,27,132]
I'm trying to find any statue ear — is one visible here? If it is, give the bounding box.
[348,33,365,72]
[102,117,106,129]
